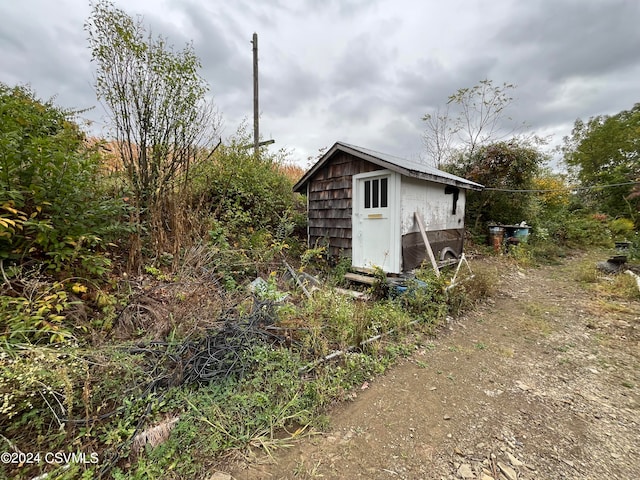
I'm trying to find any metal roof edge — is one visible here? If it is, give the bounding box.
[293,141,484,192]
[405,170,484,190]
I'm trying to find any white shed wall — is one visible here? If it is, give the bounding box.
[400,176,466,235]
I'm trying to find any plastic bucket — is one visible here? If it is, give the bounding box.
[513,227,530,242]
[488,226,505,252]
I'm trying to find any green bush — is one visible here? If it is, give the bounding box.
[447,141,543,232]
[0,276,77,344]
[609,217,635,240]
[535,211,611,248]
[192,130,303,237]
[402,268,448,324]
[0,83,128,275]
[188,128,305,284]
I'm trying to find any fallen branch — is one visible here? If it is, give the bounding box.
[299,319,421,374]
[282,258,311,299]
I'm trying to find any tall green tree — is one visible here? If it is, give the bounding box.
[86,0,221,267]
[562,104,640,221]
[448,140,544,230]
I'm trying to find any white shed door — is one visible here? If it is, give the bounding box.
[352,171,398,272]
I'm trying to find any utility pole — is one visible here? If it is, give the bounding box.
[252,32,259,157]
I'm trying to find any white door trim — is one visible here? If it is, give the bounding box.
[352,170,401,273]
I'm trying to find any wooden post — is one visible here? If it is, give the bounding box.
[414,212,440,277]
[252,33,259,157]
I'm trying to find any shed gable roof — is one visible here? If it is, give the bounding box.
[293,141,484,192]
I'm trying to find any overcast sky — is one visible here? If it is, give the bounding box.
[1,0,639,167]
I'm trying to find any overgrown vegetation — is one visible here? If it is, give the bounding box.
[0,29,457,480]
[1,10,638,479]
[1,255,458,479]
[0,84,128,277]
[562,103,640,224]
[426,80,638,263]
[86,0,222,270]
[447,139,543,230]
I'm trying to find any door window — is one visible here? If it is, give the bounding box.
[363,177,388,209]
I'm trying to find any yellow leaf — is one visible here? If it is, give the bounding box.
[71,283,88,294]
[1,206,20,215]
[0,218,17,228]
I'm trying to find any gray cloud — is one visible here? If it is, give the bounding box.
[0,1,94,120]
[496,1,640,81]
[262,60,322,117]
[1,0,638,165]
[331,36,390,91]
[287,0,381,18]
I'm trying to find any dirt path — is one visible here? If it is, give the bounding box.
[228,253,639,480]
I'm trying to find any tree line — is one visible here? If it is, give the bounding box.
[422,79,639,242]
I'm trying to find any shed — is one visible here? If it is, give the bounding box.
[293,142,483,274]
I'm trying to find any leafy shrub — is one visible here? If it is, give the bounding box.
[187,128,306,285]
[540,211,611,248]
[507,243,534,266]
[0,274,77,345]
[192,128,303,239]
[448,140,543,232]
[401,268,448,324]
[0,83,128,275]
[609,217,635,240]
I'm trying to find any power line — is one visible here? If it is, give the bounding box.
[483,181,640,193]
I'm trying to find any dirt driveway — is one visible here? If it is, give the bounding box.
[228,252,639,480]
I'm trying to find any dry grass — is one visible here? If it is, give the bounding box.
[132,416,180,454]
[518,301,555,336]
[276,163,305,184]
[573,261,600,284]
[498,346,515,358]
[467,264,499,299]
[606,273,640,301]
[589,298,638,315]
